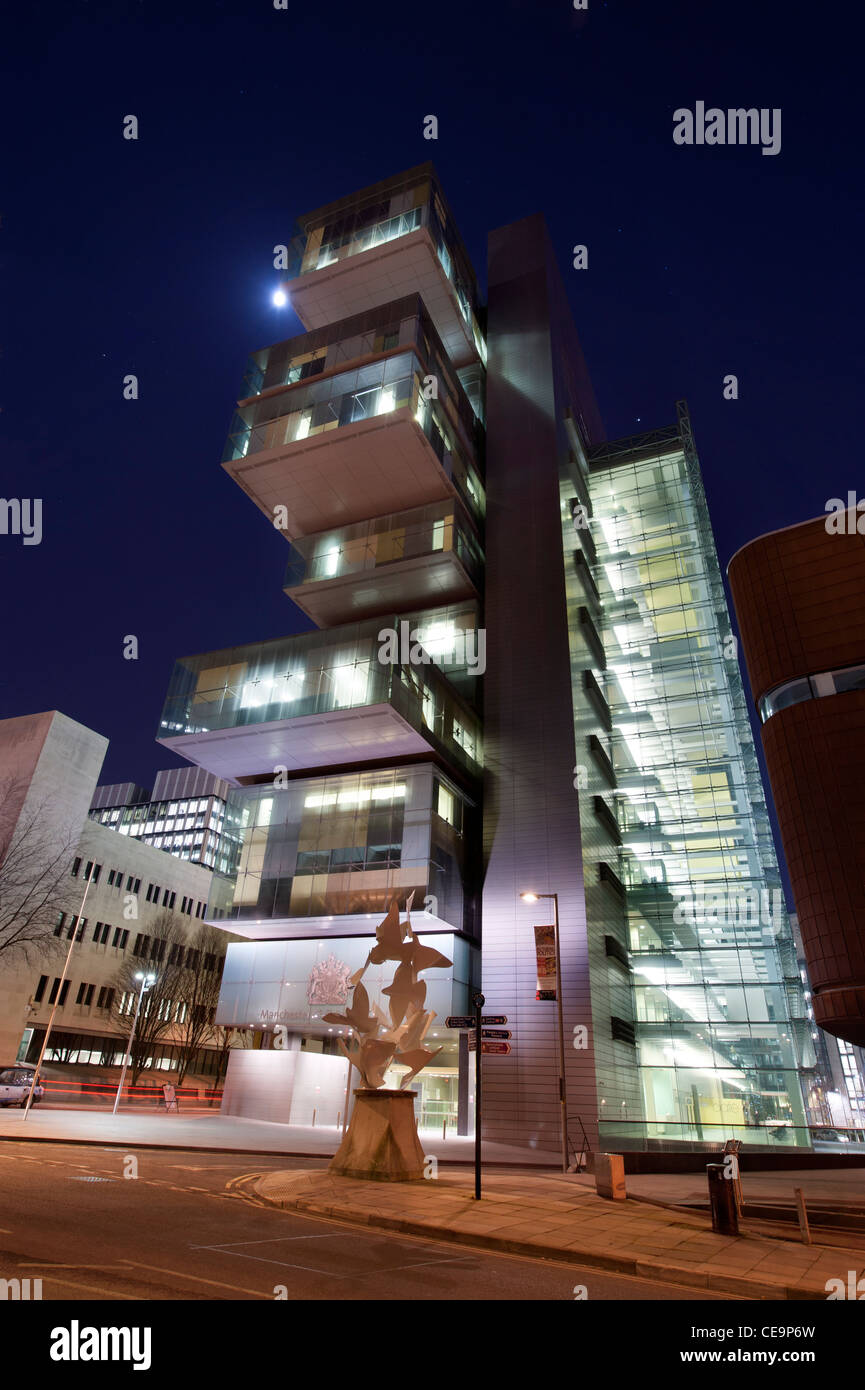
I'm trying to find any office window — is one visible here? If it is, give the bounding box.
[97,986,115,1011]
[75,981,95,1006]
[58,980,70,1006]
[54,913,66,938]
[133,933,148,957]
[112,927,129,949]
[71,857,82,878]
[34,975,47,1003]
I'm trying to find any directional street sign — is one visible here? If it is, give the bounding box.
[446,1014,508,1030]
[481,1029,511,1040]
[468,1038,512,1054]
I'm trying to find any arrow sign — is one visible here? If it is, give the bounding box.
[446,1014,509,1030]
[468,1038,512,1054]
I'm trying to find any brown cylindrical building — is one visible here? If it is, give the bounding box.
[728,508,865,1045]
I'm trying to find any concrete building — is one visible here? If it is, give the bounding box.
[155,163,811,1151]
[0,713,230,1080]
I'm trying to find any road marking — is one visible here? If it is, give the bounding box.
[37,1275,141,1300]
[118,1259,271,1299]
[192,1234,346,1250]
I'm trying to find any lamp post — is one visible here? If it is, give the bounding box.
[24,863,97,1120]
[521,890,568,1174]
[112,973,156,1115]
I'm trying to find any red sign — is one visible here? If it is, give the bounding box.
[534,924,557,1000]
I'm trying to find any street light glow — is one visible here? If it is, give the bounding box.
[520,892,539,903]
[272,289,287,307]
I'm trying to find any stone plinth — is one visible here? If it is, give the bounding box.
[329,1089,425,1182]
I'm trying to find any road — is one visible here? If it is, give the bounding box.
[0,1141,737,1301]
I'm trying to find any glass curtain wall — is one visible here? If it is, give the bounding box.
[577,434,811,1147]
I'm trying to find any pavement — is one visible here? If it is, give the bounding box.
[0,1106,558,1164]
[6,1106,865,1298]
[622,1166,865,1211]
[253,1166,865,1300]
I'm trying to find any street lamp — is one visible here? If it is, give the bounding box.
[520,890,568,1174]
[112,973,156,1115]
[24,862,98,1120]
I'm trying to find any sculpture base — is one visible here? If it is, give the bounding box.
[329,1088,425,1182]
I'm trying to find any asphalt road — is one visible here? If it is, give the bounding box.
[0,1141,736,1301]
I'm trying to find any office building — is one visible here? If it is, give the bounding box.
[156,164,810,1149]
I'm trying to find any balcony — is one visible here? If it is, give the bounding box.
[157,617,483,785]
[222,298,484,541]
[282,499,483,627]
[282,164,485,369]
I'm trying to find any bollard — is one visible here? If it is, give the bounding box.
[594,1153,626,1201]
[794,1187,812,1245]
[442,1118,447,1141]
[707,1163,739,1235]
[312,1108,316,1127]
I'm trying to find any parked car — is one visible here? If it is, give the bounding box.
[811,1127,852,1143]
[0,1066,43,1107]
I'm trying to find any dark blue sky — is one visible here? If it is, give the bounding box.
[1,0,861,803]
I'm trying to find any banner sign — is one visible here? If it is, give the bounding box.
[534,925,557,1000]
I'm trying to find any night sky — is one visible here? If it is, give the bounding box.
[2,0,861,811]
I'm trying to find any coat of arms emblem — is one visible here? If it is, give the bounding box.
[306,953,353,1006]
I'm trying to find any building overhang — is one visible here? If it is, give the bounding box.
[284,549,478,626]
[284,228,478,368]
[223,408,457,541]
[157,702,437,785]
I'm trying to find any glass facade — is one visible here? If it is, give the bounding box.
[566,423,812,1148]
[207,764,479,936]
[283,498,484,596]
[224,296,485,526]
[288,167,486,365]
[89,794,242,874]
[158,607,484,777]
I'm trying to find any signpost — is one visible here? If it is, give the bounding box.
[446,1015,508,1029]
[472,993,484,1200]
[445,1006,512,1200]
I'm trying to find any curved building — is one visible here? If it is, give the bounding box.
[728,508,865,1045]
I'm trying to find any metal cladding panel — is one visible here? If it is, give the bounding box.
[481,214,603,1152]
[728,511,865,703]
[729,513,865,1045]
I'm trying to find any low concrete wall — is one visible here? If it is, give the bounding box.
[221,1049,351,1126]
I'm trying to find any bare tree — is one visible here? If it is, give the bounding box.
[0,776,80,962]
[111,913,189,1086]
[212,1023,253,1086]
[173,925,226,1084]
